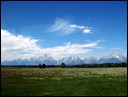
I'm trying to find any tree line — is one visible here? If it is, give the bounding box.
[40,62,127,68]
[1,62,127,68]
[59,62,127,68]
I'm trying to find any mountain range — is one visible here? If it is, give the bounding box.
[1,52,127,65]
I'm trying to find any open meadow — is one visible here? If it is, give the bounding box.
[1,67,127,96]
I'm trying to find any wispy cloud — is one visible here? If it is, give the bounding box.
[48,18,92,35]
[85,39,105,43]
[1,29,101,61]
[48,18,75,35]
[111,48,120,50]
[69,24,92,34]
[69,24,85,29]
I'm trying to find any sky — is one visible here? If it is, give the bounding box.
[1,1,127,61]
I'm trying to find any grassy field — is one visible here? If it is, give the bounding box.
[1,67,127,96]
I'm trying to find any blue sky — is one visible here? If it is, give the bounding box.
[1,1,127,61]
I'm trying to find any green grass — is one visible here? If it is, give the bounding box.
[1,67,127,96]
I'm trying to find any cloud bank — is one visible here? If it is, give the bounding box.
[1,29,101,61]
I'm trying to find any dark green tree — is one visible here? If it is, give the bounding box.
[42,64,46,68]
[61,62,66,68]
[39,64,42,68]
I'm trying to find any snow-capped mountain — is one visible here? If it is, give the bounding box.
[36,54,57,65]
[59,56,84,65]
[1,59,30,65]
[98,52,126,63]
[1,52,127,65]
[83,56,97,64]
[2,54,57,65]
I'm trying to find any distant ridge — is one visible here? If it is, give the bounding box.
[1,52,127,65]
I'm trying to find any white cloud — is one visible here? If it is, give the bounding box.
[48,18,92,35]
[1,29,101,61]
[1,29,41,61]
[70,24,92,33]
[83,28,92,33]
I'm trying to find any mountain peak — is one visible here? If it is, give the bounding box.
[59,56,84,65]
[84,56,97,59]
[2,52,127,65]
[107,52,124,59]
[111,51,122,56]
[99,52,125,63]
[83,56,97,64]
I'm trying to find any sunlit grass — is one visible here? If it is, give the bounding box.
[1,67,127,96]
